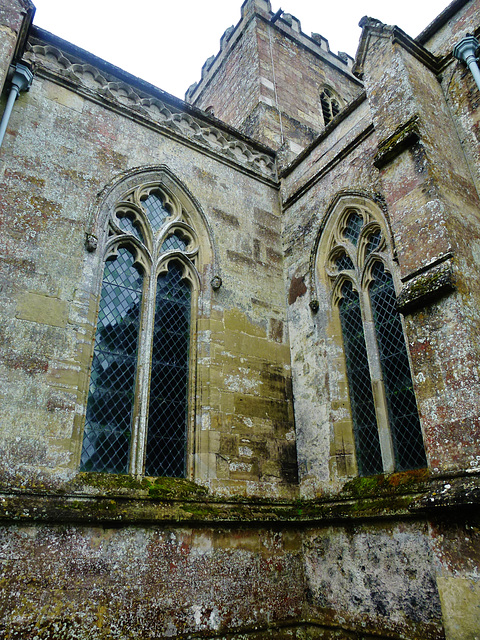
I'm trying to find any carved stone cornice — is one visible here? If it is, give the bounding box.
[24,35,277,182]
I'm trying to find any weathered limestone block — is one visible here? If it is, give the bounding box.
[16,291,69,327]
[304,521,444,639]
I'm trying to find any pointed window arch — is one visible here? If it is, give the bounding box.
[320,86,342,126]
[81,179,206,477]
[317,197,427,476]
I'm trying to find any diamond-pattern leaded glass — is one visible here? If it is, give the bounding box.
[366,229,382,255]
[162,233,188,252]
[145,262,191,477]
[142,193,170,231]
[83,181,197,478]
[81,249,143,473]
[335,251,355,272]
[339,281,383,476]
[117,214,143,243]
[370,262,427,471]
[343,211,363,244]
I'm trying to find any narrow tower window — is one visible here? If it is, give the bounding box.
[320,86,341,126]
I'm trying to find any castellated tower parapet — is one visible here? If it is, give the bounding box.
[186,0,363,160]
[239,0,272,20]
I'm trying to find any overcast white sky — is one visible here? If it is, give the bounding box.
[31,0,451,100]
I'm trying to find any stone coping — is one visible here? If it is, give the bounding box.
[0,471,477,525]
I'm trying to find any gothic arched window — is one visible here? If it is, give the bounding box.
[320,86,341,126]
[81,184,201,477]
[323,202,426,476]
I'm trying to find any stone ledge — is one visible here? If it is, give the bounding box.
[373,115,420,169]
[409,475,480,512]
[0,470,477,525]
[397,257,456,314]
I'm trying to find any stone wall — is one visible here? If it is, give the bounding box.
[187,0,363,158]
[1,470,476,639]
[356,16,480,475]
[279,2,480,638]
[0,0,479,639]
[281,96,380,493]
[0,26,295,498]
[304,520,443,639]
[0,517,305,638]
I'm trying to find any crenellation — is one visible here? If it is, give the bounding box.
[240,0,271,20]
[187,2,363,158]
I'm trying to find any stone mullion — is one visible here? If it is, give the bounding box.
[359,284,395,474]
[130,261,156,476]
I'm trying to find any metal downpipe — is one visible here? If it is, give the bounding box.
[453,35,480,93]
[0,63,33,149]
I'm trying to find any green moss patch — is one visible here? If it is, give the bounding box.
[342,468,430,499]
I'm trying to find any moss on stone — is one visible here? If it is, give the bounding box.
[0,467,440,526]
[374,116,420,168]
[397,262,455,313]
[66,472,209,500]
[67,472,151,492]
[146,476,209,500]
[342,468,430,500]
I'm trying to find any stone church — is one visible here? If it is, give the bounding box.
[0,0,479,637]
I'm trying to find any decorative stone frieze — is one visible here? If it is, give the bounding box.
[24,40,277,181]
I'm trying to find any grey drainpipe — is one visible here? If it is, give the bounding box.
[453,34,480,92]
[0,63,33,149]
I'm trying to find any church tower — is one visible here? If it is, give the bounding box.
[185,0,363,161]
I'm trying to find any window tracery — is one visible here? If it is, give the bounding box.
[81,183,201,477]
[320,199,427,476]
[320,86,341,126]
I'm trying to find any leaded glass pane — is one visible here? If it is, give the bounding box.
[142,193,170,232]
[335,251,355,272]
[339,281,383,476]
[370,262,427,471]
[366,229,382,255]
[343,211,363,244]
[117,214,143,243]
[81,248,143,473]
[145,262,191,477]
[162,233,188,252]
